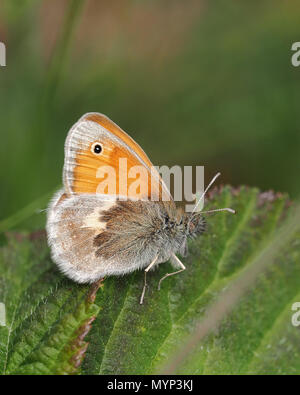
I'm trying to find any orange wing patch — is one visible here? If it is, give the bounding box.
[64,113,170,201]
[84,113,153,170]
[72,139,158,199]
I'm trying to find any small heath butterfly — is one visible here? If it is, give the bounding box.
[46,113,234,303]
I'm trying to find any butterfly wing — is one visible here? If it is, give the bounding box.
[63,112,172,201]
[46,190,162,283]
[47,113,175,283]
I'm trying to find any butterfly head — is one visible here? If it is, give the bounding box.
[183,212,207,239]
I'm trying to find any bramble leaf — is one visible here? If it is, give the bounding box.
[1,186,300,375]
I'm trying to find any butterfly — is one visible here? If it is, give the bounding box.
[46,113,234,303]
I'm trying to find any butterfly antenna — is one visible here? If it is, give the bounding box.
[190,172,221,218]
[185,172,235,239]
[199,207,235,215]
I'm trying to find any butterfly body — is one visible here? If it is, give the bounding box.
[46,113,206,289]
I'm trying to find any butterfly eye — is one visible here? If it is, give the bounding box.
[91,142,102,155]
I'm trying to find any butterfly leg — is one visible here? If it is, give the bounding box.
[140,255,158,305]
[158,254,186,290]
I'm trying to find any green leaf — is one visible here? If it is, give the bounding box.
[0,232,100,375]
[1,186,300,375]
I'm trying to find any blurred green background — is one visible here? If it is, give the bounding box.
[0,0,299,231]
